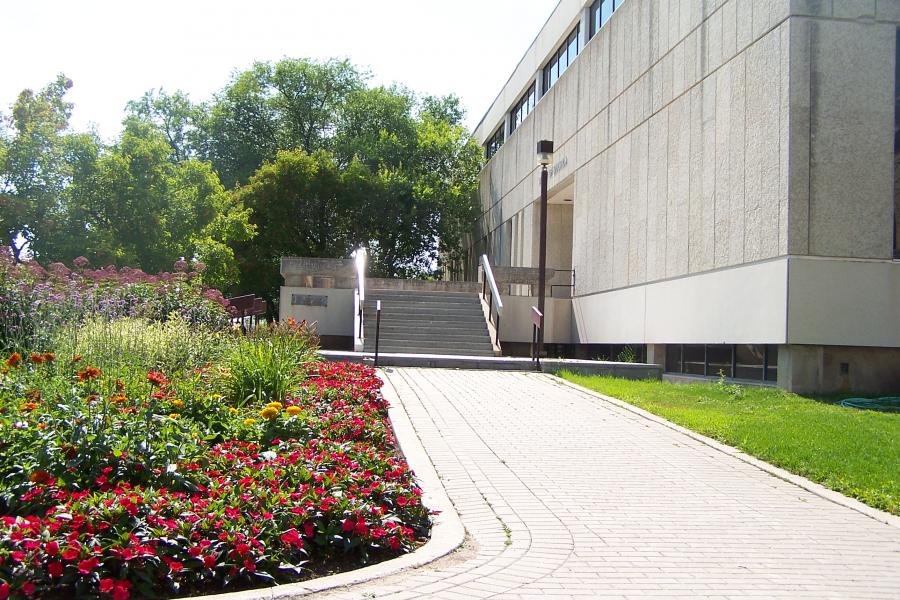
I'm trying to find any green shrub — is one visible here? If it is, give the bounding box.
[225,319,318,406]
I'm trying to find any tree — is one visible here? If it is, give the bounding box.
[0,74,73,261]
[199,58,365,187]
[126,89,200,162]
[49,117,255,288]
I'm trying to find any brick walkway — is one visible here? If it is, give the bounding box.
[318,368,900,599]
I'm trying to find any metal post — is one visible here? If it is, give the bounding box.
[374,300,382,367]
[537,164,549,360]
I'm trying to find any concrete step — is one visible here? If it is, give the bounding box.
[360,289,493,357]
[364,303,484,314]
[363,344,495,356]
[365,331,490,343]
[366,292,481,306]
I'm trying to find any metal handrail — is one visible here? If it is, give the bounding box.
[480,254,503,349]
[352,248,367,351]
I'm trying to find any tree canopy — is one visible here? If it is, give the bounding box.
[0,57,482,300]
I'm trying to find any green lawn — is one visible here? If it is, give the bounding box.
[557,372,900,516]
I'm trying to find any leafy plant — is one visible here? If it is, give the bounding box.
[224,319,318,407]
[616,346,637,363]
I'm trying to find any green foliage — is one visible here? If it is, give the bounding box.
[558,372,900,516]
[225,319,318,406]
[53,317,225,375]
[2,61,481,302]
[616,345,637,363]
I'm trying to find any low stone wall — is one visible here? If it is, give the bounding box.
[367,278,480,293]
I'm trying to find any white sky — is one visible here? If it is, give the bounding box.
[1,0,557,141]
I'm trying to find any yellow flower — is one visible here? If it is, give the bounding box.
[243,418,257,426]
[266,401,283,410]
[169,413,180,419]
[286,406,303,416]
[259,406,279,419]
[172,399,184,408]
[228,407,239,414]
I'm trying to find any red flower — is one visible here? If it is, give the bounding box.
[0,581,8,600]
[99,579,114,593]
[77,366,101,382]
[4,352,21,368]
[203,554,217,569]
[146,371,167,387]
[21,582,36,597]
[61,548,79,561]
[78,556,99,574]
[28,352,44,364]
[234,542,250,556]
[280,528,303,547]
[45,541,59,556]
[112,581,132,600]
[48,560,64,578]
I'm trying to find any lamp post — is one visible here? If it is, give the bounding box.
[536,140,554,362]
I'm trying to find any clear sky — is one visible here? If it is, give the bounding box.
[1,0,557,141]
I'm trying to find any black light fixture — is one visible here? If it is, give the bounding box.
[536,140,554,364]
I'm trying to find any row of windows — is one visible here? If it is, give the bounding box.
[485,126,505,160]
[666,344,779,382]
[509,83,536,134]
[484,0,628,159]
[542,25,580,95]
[589,0,624,39]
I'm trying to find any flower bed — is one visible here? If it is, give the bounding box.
[0,257,430,599]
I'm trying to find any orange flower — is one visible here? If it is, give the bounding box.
[20,402,39,412]
[28,352,44,364]
[77,366,101,382]
[71,354,83,364]
[5,352,21,368]
[42,352,56,363]
[29,470,55,485]
[115,379,125,393]
[36,423,47,430]
[109,394,128,405]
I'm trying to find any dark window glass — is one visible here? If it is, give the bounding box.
[765,345,779,381]
[542,25,579,94]
[590,0,601,38]
[894,28,899,258]
[707,345,732,378]
[508,83,536,134]
[735,344,764,380]
[485,126,505,160]
[683,345,705,375]
[665,345,682,372]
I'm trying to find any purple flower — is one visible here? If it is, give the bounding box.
[173,259,188,272]
[73,256,90,269]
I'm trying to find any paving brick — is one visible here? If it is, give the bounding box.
[314,369,900,599]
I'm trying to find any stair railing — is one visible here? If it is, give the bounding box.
[480,254,503,351]
[352,248,367,352]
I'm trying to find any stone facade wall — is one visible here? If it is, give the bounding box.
[474,0,900,295]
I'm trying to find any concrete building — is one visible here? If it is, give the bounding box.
[470,0,900,393]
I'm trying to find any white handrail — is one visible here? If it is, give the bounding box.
[352,248,367,351]
[480,254,503,313]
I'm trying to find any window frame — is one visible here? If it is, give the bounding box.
[484,125,505,160]
[542,25,580,95]
[508,83,536,134]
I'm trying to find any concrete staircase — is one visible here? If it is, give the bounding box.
[363,289,495,356]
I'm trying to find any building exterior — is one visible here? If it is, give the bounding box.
[470,0,900,393]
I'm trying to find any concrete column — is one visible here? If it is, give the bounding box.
[646,344,667,367]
